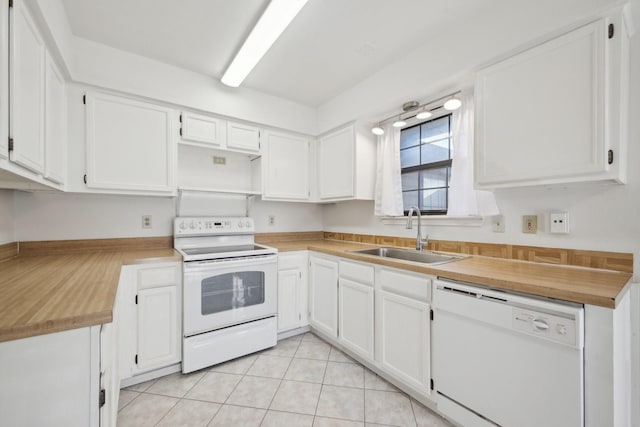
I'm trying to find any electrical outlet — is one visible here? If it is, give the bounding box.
[492,215,505,232]
[522,215,537,234]
[213,156,226,165]
[549,212,569,234]
[142,215,152,229]
[268,215,275,226]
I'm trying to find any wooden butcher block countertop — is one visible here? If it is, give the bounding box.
[266,240,632,309]
[0,247,180,343]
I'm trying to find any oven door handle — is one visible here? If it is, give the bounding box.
[183,255,277,272]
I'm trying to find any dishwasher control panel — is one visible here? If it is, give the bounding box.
[512,308,579,347]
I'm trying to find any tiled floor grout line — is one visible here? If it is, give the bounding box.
[118,333,450,427]
[258,340,299,426]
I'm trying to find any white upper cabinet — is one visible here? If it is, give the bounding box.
[85,92,176,193]
[317,123,376,201]
[180,111,226,149]
[9,0,45,174]
[262,130,310,201]
[0,0,8,160]
[44,52,66,185]
[227,121,261,154]
[475,13,629,189]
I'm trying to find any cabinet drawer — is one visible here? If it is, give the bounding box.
[377,267,431,302]
[137,264,181,290]
[278,252,306,270]
[339,259,374,285]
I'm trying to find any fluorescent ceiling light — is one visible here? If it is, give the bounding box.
[221,0,309,87]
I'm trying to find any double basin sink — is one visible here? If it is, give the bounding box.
[349,246,466,265]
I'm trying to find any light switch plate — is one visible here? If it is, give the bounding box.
[522,215,537,234]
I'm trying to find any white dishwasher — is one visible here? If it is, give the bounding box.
[433,279,584,427]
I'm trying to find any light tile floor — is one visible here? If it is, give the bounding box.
[118,332,454,427]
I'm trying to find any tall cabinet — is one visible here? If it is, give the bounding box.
[9,0,45,174]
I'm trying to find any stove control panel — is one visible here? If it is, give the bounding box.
[174,217,255,236]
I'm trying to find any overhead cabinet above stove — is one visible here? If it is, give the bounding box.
[475,8,630,189]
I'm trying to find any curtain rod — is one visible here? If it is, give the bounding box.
[376,90,462,125]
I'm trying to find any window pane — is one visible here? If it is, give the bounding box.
[420,116,450,144]
[402,171,420,191]
[400,125,420,149]
[403,190,419,212]
[400,146,420,168]
[421,138,450,163]
[421,188,447,211]
[421,167,449,188]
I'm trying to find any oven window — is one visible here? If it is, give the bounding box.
[201,271,265,315]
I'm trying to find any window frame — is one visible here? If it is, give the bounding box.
[400,113,453,216]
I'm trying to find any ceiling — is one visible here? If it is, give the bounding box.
[61,0,494,107]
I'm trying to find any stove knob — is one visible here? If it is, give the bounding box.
[189,221,197,230]
[179,221,188,230]
[238,221,244,228]
[245,220,251,228]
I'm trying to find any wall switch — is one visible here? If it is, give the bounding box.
[522,215,537,234]
[268,215,275,226]
[213,156,226,165]
[142,215,152,229]
[492,215,505,232]
[549,212,569,234]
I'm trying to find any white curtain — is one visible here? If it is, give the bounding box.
[374,123,404,216]
[448,91,500,216]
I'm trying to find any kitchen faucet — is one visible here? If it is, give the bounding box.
[406,206,428,251]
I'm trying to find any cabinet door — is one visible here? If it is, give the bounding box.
[263,131,310,201]
[278,268,301,332]
[0,0,8,159]
[318,126,355,200]
[339,278,374,360]
[378,290,430,392]
[136,285,180,372]
[85,92,175,193]
[9,0,45,173]
[44,52,66,184]
[309,255,338,338]
[180,111,225,148]
[227,121,261,154]
[475,20,610,187]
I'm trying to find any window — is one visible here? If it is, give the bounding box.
[400,114,452,215]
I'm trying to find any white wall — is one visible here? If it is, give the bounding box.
[0,189,14,244]
[316,0,623,133]
[13,192,323,241]
[70,37,317,136]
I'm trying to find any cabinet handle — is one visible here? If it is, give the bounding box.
[608,150,614,165]
[608,23,614,39]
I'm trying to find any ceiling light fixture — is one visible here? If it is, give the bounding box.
[371,124,385,135]
[392,116,407,128]
[415,109,432,120]
[443,96,462,111]
[221,0,309,87]
[370,91,462,135]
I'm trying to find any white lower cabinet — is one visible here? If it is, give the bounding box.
[338,259,374,360]
[118,262,182,381]
[277,251,308,333]
[0,326,105,427]
[308,253,339,339]
[376,267,432,394]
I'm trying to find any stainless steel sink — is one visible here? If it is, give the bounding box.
[349,247,466,265]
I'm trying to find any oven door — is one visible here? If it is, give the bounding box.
[183,254,277,336]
